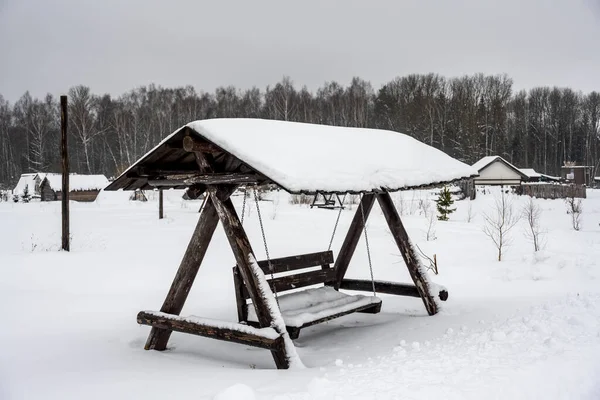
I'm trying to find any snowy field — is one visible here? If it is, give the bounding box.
[1,188,600,399]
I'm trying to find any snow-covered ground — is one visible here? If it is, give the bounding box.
[1,187,600,399]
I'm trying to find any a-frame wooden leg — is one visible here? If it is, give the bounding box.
[333,193,376,289]
[144,186,236,351]
[209,185,297,369]
[377,192,438,315]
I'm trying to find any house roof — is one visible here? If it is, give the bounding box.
[42,174,109,192]
[13,173,45,195]
[472,156,528,179]
[519,168,541,179]
[105,119,478,194]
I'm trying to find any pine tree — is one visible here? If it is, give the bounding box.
[21,184,31,203]
[435,186,455,221]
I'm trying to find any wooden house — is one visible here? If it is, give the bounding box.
[471,156,527,186]
[105,118,478,369]
[40,173,109,202]
[561,162,594,186]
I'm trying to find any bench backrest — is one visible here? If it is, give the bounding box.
[234,250,335,300]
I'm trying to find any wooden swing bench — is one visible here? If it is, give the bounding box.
[103,120,474,369]
[233,250,382,339]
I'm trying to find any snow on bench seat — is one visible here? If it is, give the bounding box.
[246,286,382,328]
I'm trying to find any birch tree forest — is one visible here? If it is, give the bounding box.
[1,73,599,187]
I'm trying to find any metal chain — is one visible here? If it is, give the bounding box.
[328,193,347,251]
[360,193,376,296]
[252,186,279,305]
[240,185,248,225]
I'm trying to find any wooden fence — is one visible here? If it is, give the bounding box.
[516,184,586,199]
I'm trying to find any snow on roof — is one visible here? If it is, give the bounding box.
[43,174,109,192]
[472,155,527,178]
[519,168,541,178]
[115,119,477,193]
[472,156,500,171]
[13,173,44,195]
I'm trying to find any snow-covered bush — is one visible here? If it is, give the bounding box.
[565,196,582,231]
[522,197,545,251]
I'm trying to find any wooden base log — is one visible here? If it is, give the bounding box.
[377,192,439,315]
[144,186,236,351]
[138,311,285,350]
[333,193,376,288]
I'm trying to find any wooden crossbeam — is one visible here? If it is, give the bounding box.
[138,311,284,350]
[184,173,258,185]
[147,173,258,187]
[340,279,448,301]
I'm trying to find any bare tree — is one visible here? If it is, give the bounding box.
[522,197,544,251]
[425,211,437,241]
[466,200,475,223]
[69,85,103,173]
[565,196,583,231]
[483,191,520,261]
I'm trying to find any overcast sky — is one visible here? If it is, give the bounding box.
[1,0,599,102]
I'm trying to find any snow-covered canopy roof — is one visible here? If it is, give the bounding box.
[106,119,478,194]
[42,174,109,192]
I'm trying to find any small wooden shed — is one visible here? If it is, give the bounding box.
[40,173,109,202]
[105,118,478,369]
[561,163,594,186]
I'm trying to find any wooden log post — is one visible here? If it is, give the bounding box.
[333,193,376,289]
[144,186,236,351]
[377,192,438,315]
[158,189,164,219]
[60,95,70,252]
[209,185,291,369]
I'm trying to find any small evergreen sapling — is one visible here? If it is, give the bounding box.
[21,184,31,203]
[435,186,455,221]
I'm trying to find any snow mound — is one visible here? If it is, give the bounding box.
[213,383,256,400]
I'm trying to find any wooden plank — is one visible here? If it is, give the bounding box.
[138,311,283,350]
[60,95,70,252]
[144,185,236,351]
[377,192,438,315]
[256,251,334,274]
[245,301,382,339]
[240,268,337,299]
[333,193,376,288]
[148,179,186,187]
[209,185,291,369]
